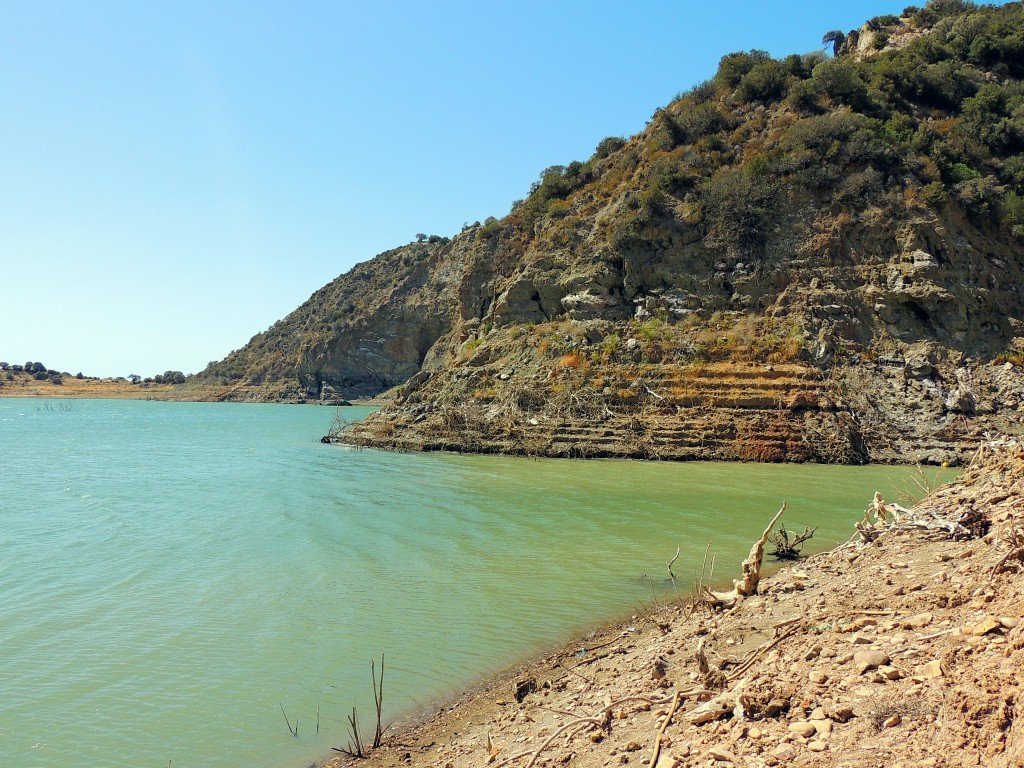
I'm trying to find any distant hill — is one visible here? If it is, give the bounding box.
[197,0,1024,463]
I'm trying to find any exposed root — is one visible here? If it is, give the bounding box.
[646,690,681,768]
[700,503,786,608]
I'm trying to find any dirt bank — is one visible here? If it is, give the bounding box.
[321,442,1024,768]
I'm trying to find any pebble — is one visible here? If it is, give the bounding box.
[902,612,933,629]
[920,659,947,678]
[854,650,891,673]
[964,617,1002,636]
[624,741,641,752]
[706,745,738,762]
[882,714,902,729]
[771,743,799,760]
[789,722,817,738]
[828,704,854,722]
[1000,617,1019,630]
[748,727,762,740]
[808,740,827,752]
[806,720,831,741]
[809,670,829,684]
[803,643,823,661]
[881,665,903,680]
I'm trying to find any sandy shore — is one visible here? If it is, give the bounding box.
[319,443,1024,768]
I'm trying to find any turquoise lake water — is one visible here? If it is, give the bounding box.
[0,398,946,767]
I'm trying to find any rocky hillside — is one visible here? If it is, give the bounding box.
[201,0,1024,464]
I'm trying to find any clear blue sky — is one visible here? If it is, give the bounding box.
[2,0,920,377]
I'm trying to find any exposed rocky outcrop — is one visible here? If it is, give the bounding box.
[200,1,1024,463]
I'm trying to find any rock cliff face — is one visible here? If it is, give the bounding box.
[202,1,1024,463]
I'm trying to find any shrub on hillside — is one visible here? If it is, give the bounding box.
[810,58,872,111]
[715,50,773,89]
[735,59,790,104]
[592,136,626,160]
[912,0,977,27]
[698,167,781,257]
[676,102,728,145]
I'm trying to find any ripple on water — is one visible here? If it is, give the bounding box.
[0,399,950,768]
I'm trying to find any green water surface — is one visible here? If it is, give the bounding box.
[0,399,948,767]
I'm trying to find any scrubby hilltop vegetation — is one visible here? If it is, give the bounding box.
[200,0,1024,464]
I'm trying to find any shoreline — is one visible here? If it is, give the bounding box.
[317,443,1024,768]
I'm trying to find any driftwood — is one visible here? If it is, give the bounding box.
[845,490,979,548]
[769,523,817,560]
[700,503,786,608]
[647,690,681,768]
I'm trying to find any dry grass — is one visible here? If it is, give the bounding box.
[0,374,178,400]
[558,353,583,368]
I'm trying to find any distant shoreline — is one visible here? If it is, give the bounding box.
[0,374,390,405]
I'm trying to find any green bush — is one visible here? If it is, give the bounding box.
[912,0,976,26]
[947,162,982,183]
[913,59,980,109]
[653,156,699,193]
[920,181,949,208]
[1003,190,1024,227]
[592,136,626,160]
[787,79,824,113]
[954,174,1004,217]
[735,59,789,103]
[781,112,892,188]
[835,167,884,209]
[698,167,781,256]
[810,58,872,111]
[715,50,772,89]
[1003,155,1024,191]
[867,14,901,30]
[651,108,686,150]
[676,102,727,144]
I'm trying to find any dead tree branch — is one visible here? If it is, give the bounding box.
[769,523,817,560]
[700,503,786,608]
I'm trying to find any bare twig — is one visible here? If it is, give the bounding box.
[371,653,388,748]
[769,523,817,560]
[333,707,365,758]
[667,544,680,583]
[493,695,678,767]
[279,703,297,737]
[556,662,595,686]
